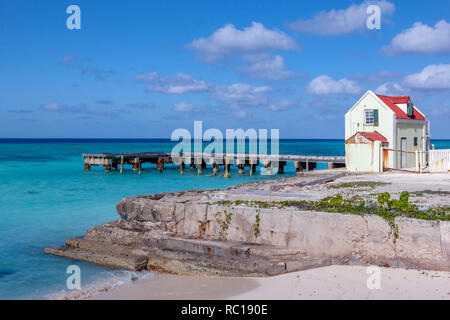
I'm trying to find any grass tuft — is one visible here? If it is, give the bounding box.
[329,181,390,189]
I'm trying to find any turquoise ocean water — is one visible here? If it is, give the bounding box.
[0,139,449,299]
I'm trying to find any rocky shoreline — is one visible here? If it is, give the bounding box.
[45,170,450,275]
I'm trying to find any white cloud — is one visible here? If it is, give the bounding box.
[266,99,297,111]
[306,75,361,95]
[375,82,408,96]
[186,22,299,63]
[236,110,248,118]
[61,55,114,80]
[375,65,450,94]
[135,72,209,94]
[382,20,450,56]
[61,54,77,66]
[134,72,158,82]
[403,64,450,90]
[173,102,199,112]
[212,83,296,111]
[239,54,293,81]
[42,102,63,111]
[289,1,395,35]
[213,83,272,107]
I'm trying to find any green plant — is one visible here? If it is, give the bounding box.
[214,210,233,240]
[253,213,261,238]
[214,191,449,243]
[411,190,450,197]
[329,181,390,189]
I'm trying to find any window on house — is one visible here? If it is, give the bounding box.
[365,110,378,126]
[414,137,418,146]
[365,110,374,125]
[407,102,414,117]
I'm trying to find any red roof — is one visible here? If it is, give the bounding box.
[359,131,388,143]
[376,94,425,121]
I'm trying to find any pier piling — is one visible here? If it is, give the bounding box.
[263,160,273,175]
[249,163,255,175]
[224,159,231,178]
[137,158,141,175]
[213,162,219,176]
[278,161,286,174]
[236,158,245,174]
[294,161,303,176]
[104,159,111,172]
[157,157,164,174]
[179,161,185,175]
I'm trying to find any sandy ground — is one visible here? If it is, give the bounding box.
[87,266,450,300]
[83,172,449,300]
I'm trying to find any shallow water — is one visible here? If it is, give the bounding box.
[0,139,448,299]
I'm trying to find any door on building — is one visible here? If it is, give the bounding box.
[400,138,407,168]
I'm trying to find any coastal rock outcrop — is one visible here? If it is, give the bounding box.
[45,186,450,275]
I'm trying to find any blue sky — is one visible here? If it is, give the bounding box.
[1,0,449,138]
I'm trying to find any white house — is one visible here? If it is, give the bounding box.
[345,90,430,172]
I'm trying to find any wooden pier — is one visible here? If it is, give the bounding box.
[83,152,346,177]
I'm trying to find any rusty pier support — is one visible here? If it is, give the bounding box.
[179,161,185,175]
[224,159,231,178]
[103,159,111,172]
[84,159,91,171]
[212,162,219,176]
[157,157,165,174]
[236,158,245,174]
[294,161,303,176]
[196,158,203,175]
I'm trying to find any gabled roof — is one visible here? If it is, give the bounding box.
[376,94,426,121]
[359,131,388,143]
[346,131,388,144]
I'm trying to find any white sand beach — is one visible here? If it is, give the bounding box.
[86,265,450,300]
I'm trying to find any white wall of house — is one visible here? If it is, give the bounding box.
[396,120,426,168]
[345,91,396,168]
[345,140,383,172]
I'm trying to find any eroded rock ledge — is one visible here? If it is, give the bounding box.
[45,184,450,275]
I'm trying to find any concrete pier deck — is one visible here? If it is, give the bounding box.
[82,152,346,176]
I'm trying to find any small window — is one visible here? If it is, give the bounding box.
[414,137,418,146]
[407,102,414,117]
[365,110,374,125]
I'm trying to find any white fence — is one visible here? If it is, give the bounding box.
[428,149,450,173]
